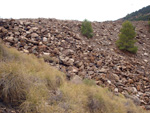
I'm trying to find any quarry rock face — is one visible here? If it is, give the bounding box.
[0,18,150,109]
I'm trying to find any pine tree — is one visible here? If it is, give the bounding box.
[81,19,93,38]
[116,21,138,53]
[148,20,150,32]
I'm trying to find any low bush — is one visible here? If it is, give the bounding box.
[81,19,93,38]
[148,20,150,32]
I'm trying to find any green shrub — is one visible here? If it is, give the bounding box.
[83,78,96,86]
[116,21,138,53]
[148,20,150,32]
[81,19,93,38]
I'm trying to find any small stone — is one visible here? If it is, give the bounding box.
[24,46,29,50]
[75,34,81,40]
[26,31,31,34]
[47,33,51,38]
[75,61,83,68]
[14,38,19,42]
[127,87,137,94]
[96,33,99,37]
[1,27,8,33]
[7,36,14,41]
[107,80,111,84]
[97,60,102,67]
[124,94,141,106]
[132,87,138,94]
[68,58,74,65]
[23,49,29,53]
[144,53,148,56]
[145,105,150,110]
[43,52,50,56]
[144,59,148,63]
[112,74,119,81]
[59,56,65,63]
[114,88,118,92]
[79,71,87,77]
[72,67,78,73]
[128,79,134,84]
[32,50,38,54]
[32,27,38,31]
[39,42,43,45]
[63,49,74,56]
[127,87,133,94]
[31,33,39,38]
[43,37,48,42]
[88,71,94,75]
[87,46,92,51]
[136,85,141,91]
[137,92,143,96]
[121,78,127,84]
[53,48,59,55]
[99,68,107,73]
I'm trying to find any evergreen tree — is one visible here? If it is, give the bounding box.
[116,21,138,53]
[148,20,150,32]
[81,19,93,38]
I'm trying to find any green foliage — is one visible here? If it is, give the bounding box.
[148,20,150,32]
[81,19,93,38]
[83,78,96,86]
[123,5,150,21]
[116,21,138,53]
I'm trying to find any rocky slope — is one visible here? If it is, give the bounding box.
[0,18,150,109]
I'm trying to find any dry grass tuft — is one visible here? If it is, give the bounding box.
[0,42,65,112]
[60,83,147,113]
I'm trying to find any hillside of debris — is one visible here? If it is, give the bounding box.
[0,18,150,110]
[0,40,148,113]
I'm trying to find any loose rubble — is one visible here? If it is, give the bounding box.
[0,18,150,110]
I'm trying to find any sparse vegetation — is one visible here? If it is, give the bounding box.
[83,78,96,86]
[116,21,138,53]
[148,20,150,32]
[123,5,150,21]
[81,19,93,38]
[0,41,147,113]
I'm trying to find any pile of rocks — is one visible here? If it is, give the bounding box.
[0,18,150,109]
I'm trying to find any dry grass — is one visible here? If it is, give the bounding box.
[0,42,148,113]
[60,83,146,113]
[0,62,29,106]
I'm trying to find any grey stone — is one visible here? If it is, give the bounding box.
[68,58,74,65]
[145,105,150,110]
[99,68,107,73]
[112,74,119,81]
[31,33,39,38]
[23,49,29,53]
[124,94,141,106]
[7,36,14,41]
[43,37,48,42]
